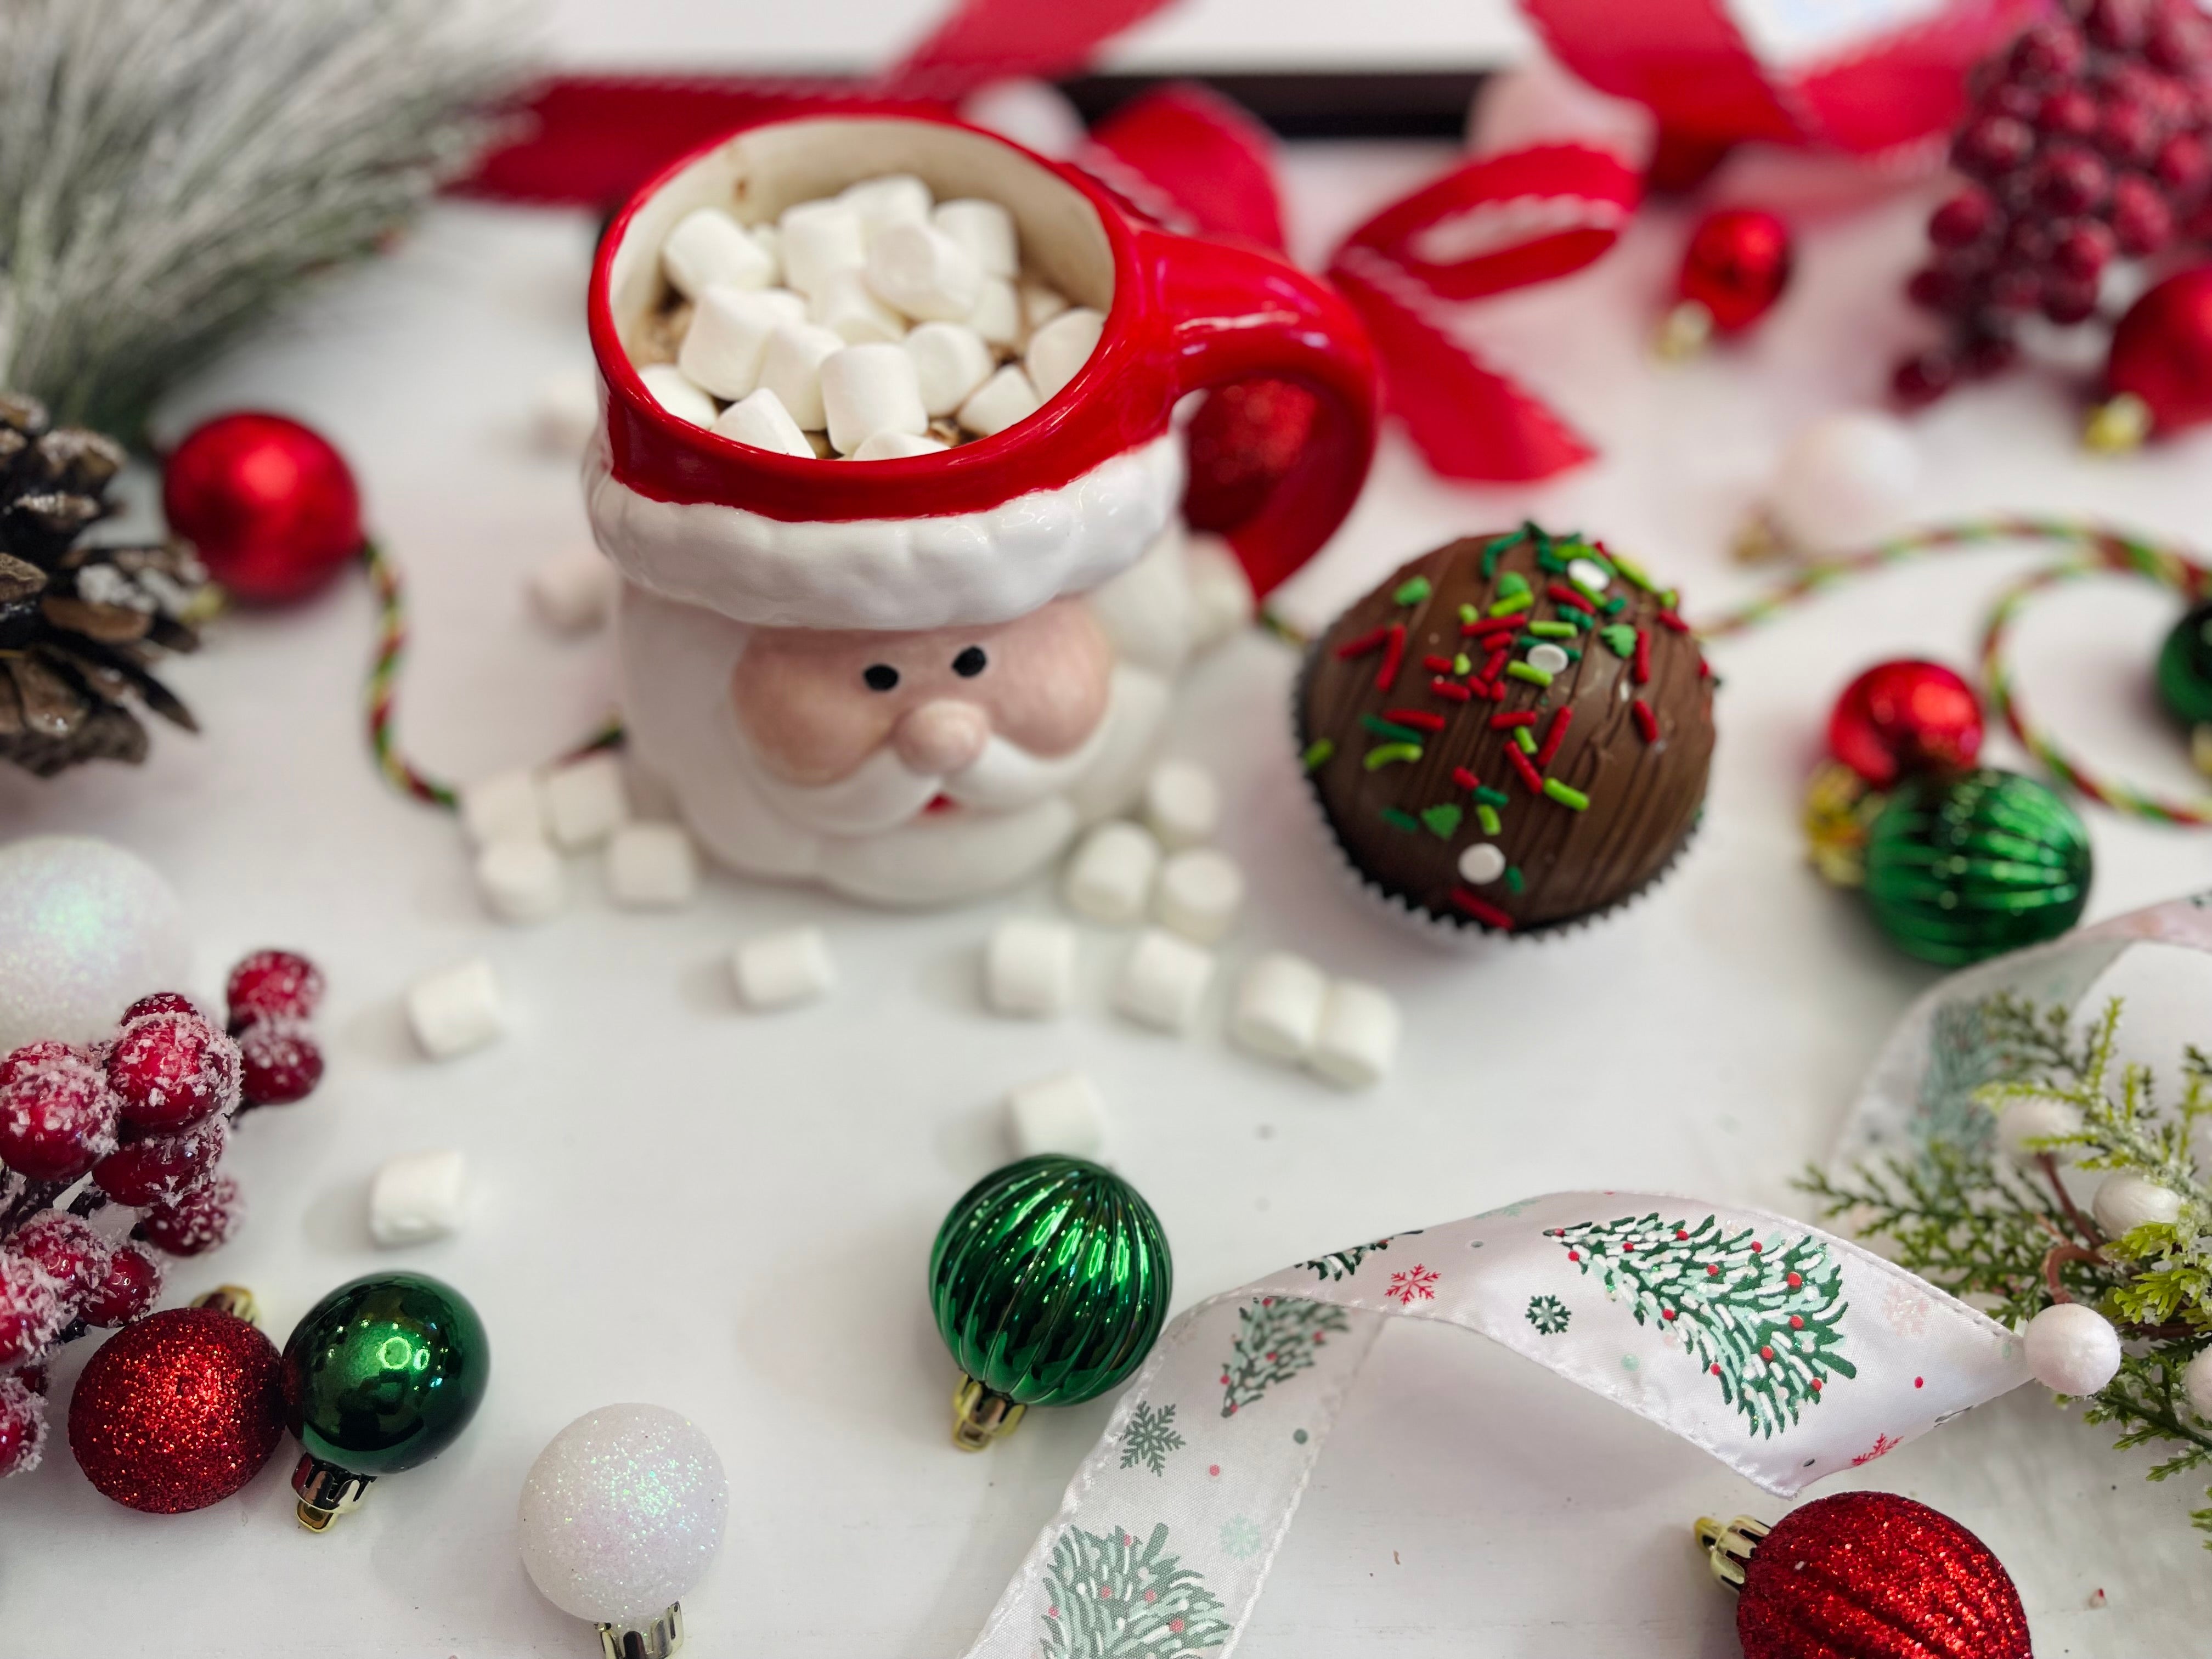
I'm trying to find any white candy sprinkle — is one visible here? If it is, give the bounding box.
[678,286,805,400]
[853,430,949,460]
[606,822,699,909]
[1154,848,1244,945]
[777,199,867,296]
[821,343,929,455]
[662,206,775,298]
[1025,306,1103,400]
[636,364,717,428]
[1142,759,1219,849]
[527,546,620,634]
[1310,980,1400,1089]
[865,222,985,323]
[1006,1071,1105,1159]
[712,386,814,458]
[1527,642,1570,675]
[370,1148,469,1248]
[758,322,844,430]
[810,267,907,346]
[933,198,1019,277]
[1566,557,1610,592]
[840,173,933,238]
[459,768,545,849]
[957,364,1042,437]
[1457,843,1506,885]
[543,754,628,850]
[475,837,566,926]
[732,927,836,1010]
[405,959,505,1060]
[1231,952,1328,1064]
[1063,820,1161,924]
[1113,928,1215,1034]
[985,915,1077,1017]
[902,321,996,417]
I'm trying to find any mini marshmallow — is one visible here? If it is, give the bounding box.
[1310,980,1400,1089]
[606,822,699,909]
[902,321,995,417]
[748,224,783,284]
[662,206,775,298]
[1006,1071,1105,1159]
[810,267,907,346]
[965,276,1022,349]
[475,836,566,926]
[1142,759,1220,849]
[853,430,949,460]
[1231,952,1328,1064]
[956,364,1042,438]
[1113,928,1215,1035]
[544,753,628,850]
[405,958,504,1060]
[777,199,867,296]
[527,546,620,634]
[459,768,544,848]
[370,1148,468,1248]
[758,321,844,428]
[1064,820,1161,924]
[1154,847,1244,945]
[840,173,933,238]
[865,222,985,323]
[985,915,1077,1017]
[1185,533,1256,650]
[820,343,929,455]
[732,926,836,1010]
[528,370,598,456]
[678,286,805,399]
[1025,306,1103,400]
[712,386,814,458]
[1020,280,1071,330]
[933,198,1019,278]
[636,363,717,428]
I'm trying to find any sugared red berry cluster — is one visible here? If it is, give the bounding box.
[1897,0,2212,404]
[0,950,325,1476]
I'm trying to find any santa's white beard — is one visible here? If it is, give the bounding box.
[743,716,1114,837]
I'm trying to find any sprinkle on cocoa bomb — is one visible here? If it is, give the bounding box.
[1296,526,1715,934]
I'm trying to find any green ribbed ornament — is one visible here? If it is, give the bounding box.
[2155,597,2212,726]
[1863,767,2091,966]
[929,1156,1171,1451]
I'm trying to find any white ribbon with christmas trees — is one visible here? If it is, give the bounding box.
[963,1191,2029,1658]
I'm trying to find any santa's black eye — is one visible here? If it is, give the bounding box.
[953,646,988,678]
[862,663,900,692]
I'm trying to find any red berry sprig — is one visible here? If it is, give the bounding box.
[1895,0,2212,405]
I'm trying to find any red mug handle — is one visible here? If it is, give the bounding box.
[1135,225,1380,601]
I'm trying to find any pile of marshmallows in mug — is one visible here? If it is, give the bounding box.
[631,172,1101,458]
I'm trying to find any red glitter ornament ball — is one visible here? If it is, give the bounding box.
[2101,264,2212,441]
[1827,660,1984,789]
[1677,208,1795,335]
[162,414,363,605]
[1734,1491,2029,1659]
[67,1306,285,1513]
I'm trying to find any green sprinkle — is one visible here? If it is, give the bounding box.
[1661,589,1679,610]
[1364,742,1423,771]
[1452,653,1472,675]
[1361,713,1427,745]
[1487,592,1534,617]
[1480,529,1525,579]
[1380,806,1421,832]
[1612,554,1657,592]
[1551,607,1589,631]
[1514,727,1538,755]
[1301,738,1335,771]
[1393,575,1433,606]
[1458,602,1478,624]
[1570,577,1607,606]
[1601,595,1628,616]
[1420,803,1463,839]
[1497,570,1531,598]
[1528,620,1577,639]
[1560,645,1583,662]
[1600,624,1636,658]
[1505,865,1525,893]
[1544,778,1590,811]
[1506,661,1553,687]
[1472,786,1509,808]
[1476,803,1502,835]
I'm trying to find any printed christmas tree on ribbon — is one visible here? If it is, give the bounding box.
[1220,1296,1352,1417]
[1298,1228,1421,1282]
[1550,1212,1856,1437]
[1040,1522,1232,1658]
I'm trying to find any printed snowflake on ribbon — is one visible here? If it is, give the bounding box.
[1853,1431,1902,1466]
[1550,1212,1856,1437]
[1525,1294,1571,1335]
[1040,1523,1232,1658]
[1220,1296,1350,1418]
[1118,1401,1184,1476]
[1386,1265,1438,1305]
[1218,1515,1264,1560]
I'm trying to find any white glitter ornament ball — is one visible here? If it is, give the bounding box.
[2185,1347,2212,1421]
[518,1403,729,1628]
[2022,1301,2123,1396]
[0,837,188,1051]
[1769,411,1921,557]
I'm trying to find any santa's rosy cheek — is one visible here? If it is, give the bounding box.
[983,602,1113,757]
[730,652,902,785]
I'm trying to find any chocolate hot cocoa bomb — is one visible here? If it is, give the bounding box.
[1296,527,1715,934]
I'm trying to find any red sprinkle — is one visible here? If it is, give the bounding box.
[1536,707,1573,767]
[1505,745,1544,793]
[1377,624,1407,692]
[1334,625,1389,660]
[1481,648,1509,681]
[1422,654,1455,674]
[1699,656,1712,680]
[1633,629,1651,685]
[1547,583,1595,614]
[1482,679,1508,702]
[1656,609,1690,634]
[1430,676,1472,702]
[1451,766,1482,792]
[1461,616,1521,639]
[1451,888,1516,930]
[1631,698,1658,743]
[1488,711,1538,730]
[1381,707,1446,732]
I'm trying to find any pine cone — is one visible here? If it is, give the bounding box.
[0,392,210,778]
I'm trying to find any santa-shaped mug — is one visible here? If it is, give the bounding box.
[586,111,1378,906]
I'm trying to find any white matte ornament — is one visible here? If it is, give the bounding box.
[2023,1301,2123,1395]
[820,343,928,455]
[903,321,995,417]
[369,1148,468,1247]
[959,78,1087,160]
[544,754,629,850]
[636,364,717,428]
[985,916,1076,1018]
[732,927,835,1010]
[2185,1346,2212,1420]
[712,386,814,458]
[777,200,867,296]
[1154,848,1244,945]
[810,267,907,346]
[460,769,545,848]
[1025,306,1103,400]
[405,958,505,1060]
[2091,1172,2185,1238]
[864,222,985,323]
[1770,412,1922,557]
[677,286,804,400]
[527,546,620,634]
[1113,928,1215,1034]
[956,365,1042,438]
[475,837,566,926]
[662,207,775,298]
[1006,1071,1106,1158]
[1142,759,1219,849]
[933,199,1019,277]
[757,322,844,429]
[606,823,699,910]
[1230,952,1328,1064]
[1063,821,1161,924]
[853,430,949,460]
[1311,980,1400,1088]
[0,837,189,1050]
[1996,1097,2084,1165]
[518,1403,730,1630]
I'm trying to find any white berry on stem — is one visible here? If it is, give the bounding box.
[2023,1301,2123,1396]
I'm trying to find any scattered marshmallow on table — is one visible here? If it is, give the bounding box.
[864,222,985,323]
[1142,759,1220,849]
[854,430,949,460]
[606,822,699,910]
[984,915,1077,1018]
[957,365,1041,438]
[528,370,598,456]
[1231,952,1328,1064]
[933,199,1018,278]
[475,837,566,926]
[1026,306,1104,400]
[1006,1071,1106,1159]
[459,768,544,848]
[841,173,933,238]
[636,363,717,428]
[1310,979,1400,1088]
[1185,533,1256,650]
[1064,820,1161,924]
[370,1149,469,1248]
[758,322,844,428]
[810,267,907,345]
[527,546,620,635]
[544,753,628,850]
[713,386,814,458]
[1154,847,1244,945]
[904,321,995,417]
[662,206,776,298]
[821,343,929,455]
[777,199,867,296]
[732,926,836,1011]
[405,959,505,1060]
[678,286,806,399]
[1113,928,1215,1035]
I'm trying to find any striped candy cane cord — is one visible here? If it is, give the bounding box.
[362,539,623,812]
[1696,515,2212,826]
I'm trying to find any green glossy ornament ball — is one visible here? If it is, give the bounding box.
[2155,597,2212,726]
[929,1156,1170,1449]
[281,1272,489,1476]
[1862,767,2091,966]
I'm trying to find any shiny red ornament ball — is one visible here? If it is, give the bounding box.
[1677,208,1795,335]
[1827,660,1984,789]
[162,413,363,605]
[67,1306,285,1513]
[1735,1491,2029,1659]
[2104,264,2212,439]
[1183,377,1318,539]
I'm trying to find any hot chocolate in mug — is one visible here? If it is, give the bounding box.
[586,111,1378,905]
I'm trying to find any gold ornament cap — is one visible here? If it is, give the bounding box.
[951,1374,1027,1452]
[1655,299,1715,360]
[599,1604,684,1659]
[190,1284,260,1324]
[2084,392,2151,453]
[1694,1513,1773,1592]
[292,1454,375,1533]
